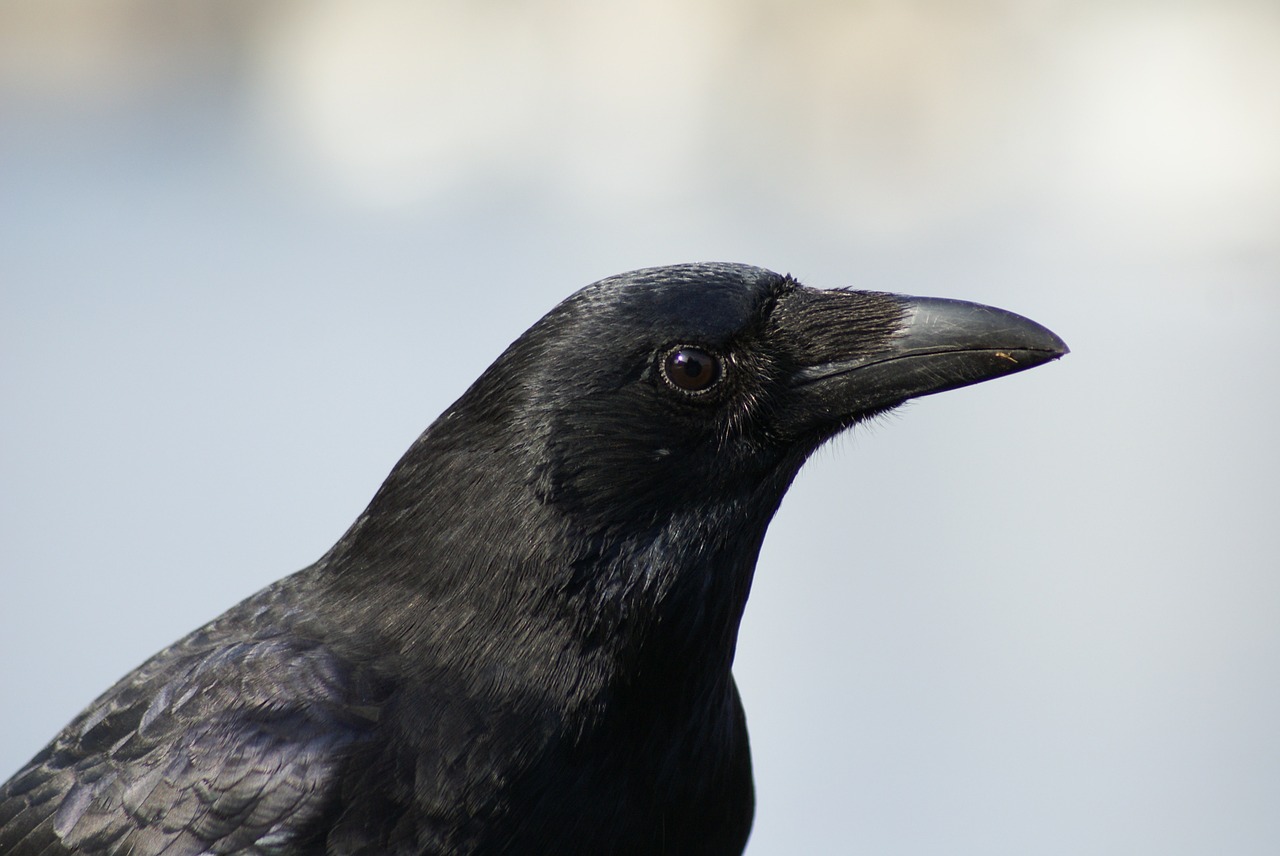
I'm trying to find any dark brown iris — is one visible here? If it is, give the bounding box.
[662,346,720,393]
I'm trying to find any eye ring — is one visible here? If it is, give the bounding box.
[660,346,722,394]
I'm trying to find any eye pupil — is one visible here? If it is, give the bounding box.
[677,355,703,377]
[663,347,720,392]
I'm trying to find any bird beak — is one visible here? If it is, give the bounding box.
[789,295,1068,426]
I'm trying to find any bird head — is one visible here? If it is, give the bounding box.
[448,263,1066,528]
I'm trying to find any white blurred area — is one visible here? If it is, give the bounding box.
[2,2,1278,854]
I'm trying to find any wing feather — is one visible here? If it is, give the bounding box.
[0,586,383,856]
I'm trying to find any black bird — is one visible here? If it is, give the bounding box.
[0,263,1066,855]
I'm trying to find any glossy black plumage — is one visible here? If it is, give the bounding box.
[0,263,1066,855]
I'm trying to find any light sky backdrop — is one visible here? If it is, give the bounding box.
[2,2,1278,853]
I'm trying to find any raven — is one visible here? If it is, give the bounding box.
[0,263,1066,855]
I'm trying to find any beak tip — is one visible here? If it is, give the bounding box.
[901,296,1069,361]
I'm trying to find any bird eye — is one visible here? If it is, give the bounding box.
[661,346,721,394]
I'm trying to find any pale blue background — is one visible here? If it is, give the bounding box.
[3,2,1278,853]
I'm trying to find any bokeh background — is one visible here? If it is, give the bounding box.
[3,1,1278,853]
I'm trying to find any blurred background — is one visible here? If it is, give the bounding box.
[2,1,1278,852]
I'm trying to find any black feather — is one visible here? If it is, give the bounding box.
[0,263,1065,855]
